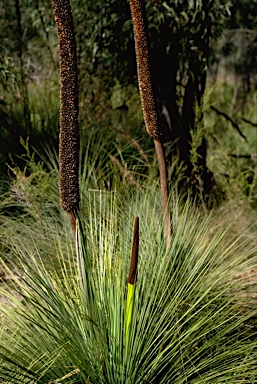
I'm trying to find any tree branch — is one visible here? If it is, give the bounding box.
[210,106,247,142]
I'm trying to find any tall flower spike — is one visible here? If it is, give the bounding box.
[129,0,171,246]
[52,0,80,234]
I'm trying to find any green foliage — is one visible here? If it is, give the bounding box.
[71,0,231,85]
[0,55,20,90]
[6,138,56,219]
[1,175,257,382]
[190,94,211,166]
[0,78,60,175]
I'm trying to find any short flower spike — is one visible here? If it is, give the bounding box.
[129,0,161,139]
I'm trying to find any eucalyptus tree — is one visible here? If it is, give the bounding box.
[75,0,232,199]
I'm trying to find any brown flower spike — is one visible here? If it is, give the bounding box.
[52,0,80,229]
[128,216,139,285]
[129,0,160,139]
[129,0,171,245]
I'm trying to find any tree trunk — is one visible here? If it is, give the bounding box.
[151,32,216,203]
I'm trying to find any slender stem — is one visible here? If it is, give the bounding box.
[154,139,171,246]
[68,211,77,242]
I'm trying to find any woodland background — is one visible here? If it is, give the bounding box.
[0,1,257,382]
[0,0,256,209]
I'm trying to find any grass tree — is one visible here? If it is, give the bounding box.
[1,184,257,382]
[0,0,257,383]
